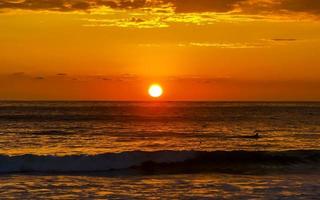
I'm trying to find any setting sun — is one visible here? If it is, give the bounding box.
[148,84,163,98]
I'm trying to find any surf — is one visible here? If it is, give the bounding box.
[0,150,319,174]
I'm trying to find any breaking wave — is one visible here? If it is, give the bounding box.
[1,150,320,174]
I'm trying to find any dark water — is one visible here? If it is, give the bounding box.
[0,101,320,199]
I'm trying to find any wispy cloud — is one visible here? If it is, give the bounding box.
[1,72,141,82]
[34,76,45,80]
[56,73,68,76]
[188,42,265,49]
[138,38,301,49]
[2,72,320,90]
[82,17,169,28]
[270,38,297,42]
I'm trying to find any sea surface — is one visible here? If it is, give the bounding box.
[0,101,320,199]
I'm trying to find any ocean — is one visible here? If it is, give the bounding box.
[0,101,320,199]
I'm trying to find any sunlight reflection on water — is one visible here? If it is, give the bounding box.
[0,102,319,155]
[0,174,320,199]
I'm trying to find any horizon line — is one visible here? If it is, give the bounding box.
[0,100,320,103]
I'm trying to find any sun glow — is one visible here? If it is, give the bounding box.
[148,84,163,98]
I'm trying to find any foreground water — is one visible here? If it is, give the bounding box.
[1,174,320,199]
[0,101,319,199]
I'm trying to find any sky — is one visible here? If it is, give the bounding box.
[0,0,320,101]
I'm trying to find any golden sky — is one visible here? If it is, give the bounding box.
[0,0,320,100]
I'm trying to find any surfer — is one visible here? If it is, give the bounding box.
[243,132,261,139]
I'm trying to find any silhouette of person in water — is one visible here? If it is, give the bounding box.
[251,131,262,139]
[242,131,261,139]
[253,132,260,139]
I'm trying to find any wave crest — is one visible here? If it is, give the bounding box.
[1,150,319,174]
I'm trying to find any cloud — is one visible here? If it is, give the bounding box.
[188,42,265,48]
[165,0,246,13]
[0,0,158,12]
[168,75,232,84]
[138,38,300,49]
[270,38,297,42]
[34,76,45,80]
[1,72,143,83]
[1,0,320,27]
[83,16,169,28]
[9,72,27,77]
[56,73,67,76]
[0,0,319,16]
[260,38,302,45]
[277,0,320,14]
[168,0,320,16]
[0,0,93,11]
[73,73,140,82]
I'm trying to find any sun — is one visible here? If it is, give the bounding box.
[148,84,163,98]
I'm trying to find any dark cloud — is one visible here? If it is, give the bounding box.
[0,0,153,11]
[34,76,45,80]
[0,0,95,11]
[271,38,297,42]
[0,0,320,17]
[167,0,320,15]
[4,72,29,80]
[9,72,26,76]
[278,0,320,14]
[164,0,246,13]
[165,0,319,16]
[128,17,145,23]
[56,73,67,76]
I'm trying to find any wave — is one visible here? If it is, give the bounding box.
[1,150,320,174]
[30,130,78,135]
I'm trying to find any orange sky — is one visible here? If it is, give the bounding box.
[0,0,320,100]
